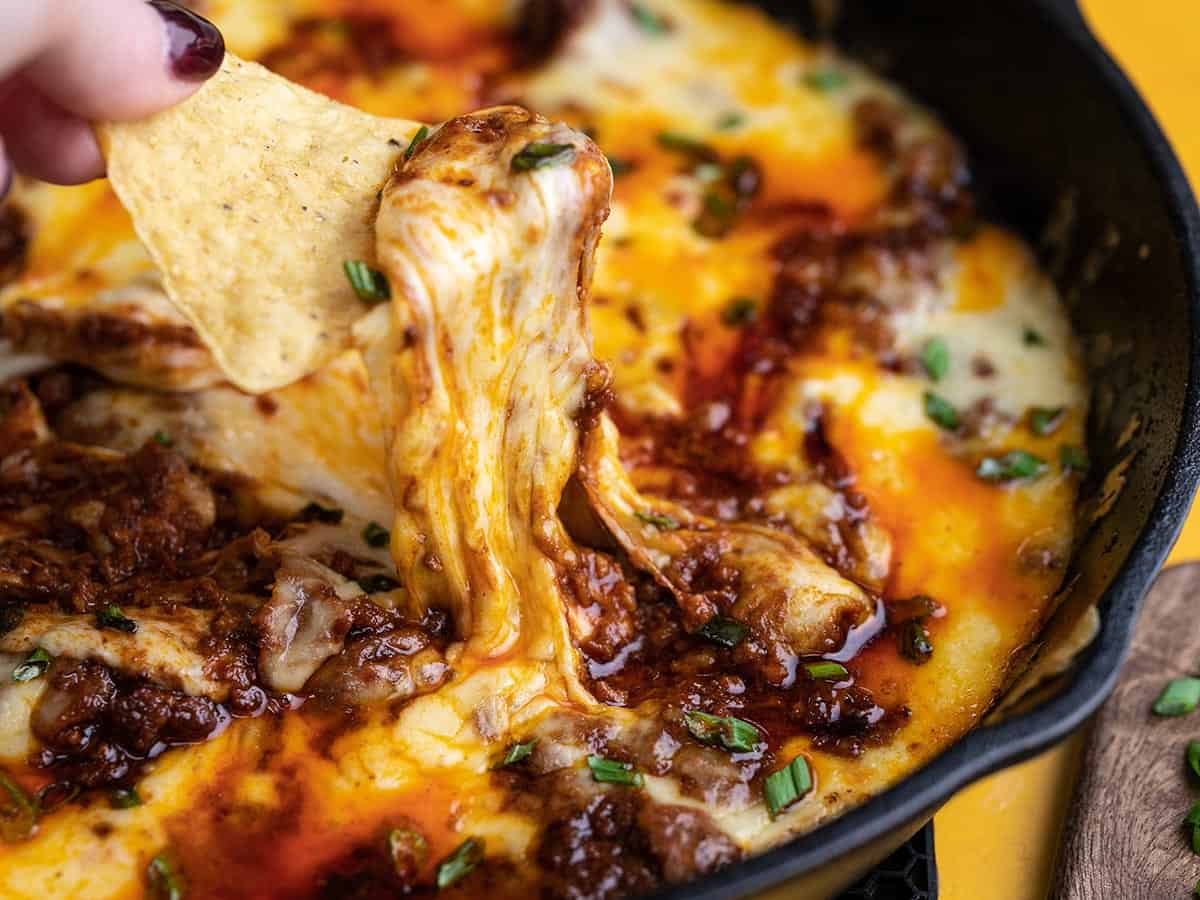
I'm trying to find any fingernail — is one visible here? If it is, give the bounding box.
[148,0,225,81]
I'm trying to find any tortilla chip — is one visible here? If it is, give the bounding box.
[97,54,421,393]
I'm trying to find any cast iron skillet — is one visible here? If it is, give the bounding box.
[650,1,1200,897]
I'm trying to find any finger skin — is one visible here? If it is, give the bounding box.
[0,0,225,185]
[0,78,104,184]
[20,0,225,121]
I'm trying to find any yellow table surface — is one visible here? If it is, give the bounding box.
[936,2,1200,898]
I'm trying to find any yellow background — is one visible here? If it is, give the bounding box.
[936,2,1200,897]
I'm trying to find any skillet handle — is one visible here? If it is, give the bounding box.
[1039,0,1091,32]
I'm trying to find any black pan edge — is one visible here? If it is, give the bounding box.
[647,3,1200,897]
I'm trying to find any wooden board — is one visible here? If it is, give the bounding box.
[1054,562,1200,899]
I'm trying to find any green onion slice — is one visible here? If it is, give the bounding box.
[1060,445,1089,474]
[923,392,959,431]
[721,297,757,327]
[656,132,717,160]
[1188,740,1200,781]
[343,260,391,304]
[496,739,537,768]
[976,450,1047,482]
[0,770,37,843]
[1029,406,1065,436]
[12,648,50,683]
[629,2,669,35]
[362,521,390,548]
[1023,326,1046,346]
[1153,677,1200,716]
[764,756,813,818]
[803,69,849,91]
[587,755,644,787]
[95,605,137,634]
[110,787,142,809]
[436,837,485,889]
[357,574,400,594]
[147,853,184,900]
[152,430,173,447]
[404,125,429,161]
[804,660,850,681]
[511,142,576,172]
[899,620,933,664]
[634,510,680,530]
[695,616,749,649]
[920,337,950,381]
[683,710,761,753]
[715,112,745,131]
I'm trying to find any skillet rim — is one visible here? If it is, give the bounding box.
[646,1,1200,897]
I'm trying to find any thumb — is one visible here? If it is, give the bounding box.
[0,0,223,186]
[20,0,225,122]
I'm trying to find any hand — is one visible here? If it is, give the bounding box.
[0,0,224,194]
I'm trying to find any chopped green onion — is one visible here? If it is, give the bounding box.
[693,195,737,238]
[388,827,428,879]
[110,787,142,809]
[300,501,344,524]
[920,337,950,382]
[1187,801,1200,846]
[362,521,390,548]
[1153,677,1200,716]
[715,112,745,131]
[656,132,716,160]
[511,143,576,172]
[95,605,137,634]
[923,392,959,431]
[695,616,749,649]
[1060,445,1089,474]
[343,260,391,304]
[629,2,669,35]
[803,69,849,92]
[496,739,537,768]
[1029,406,1065,436]
[976,450,1047,482]
[1188,740,1200,781]
[147,853,184,900]
[404,125,429,161]
[436,837,484,889]
[899,620,933,664]
[586,755,644,787]
[804,660,849,681]
[357,574,400,594]
[634,510,680,530]
[12,648,50,683]
[607,156,635,177]
[764,756,812,818]
[1023,326,1046,347]
[152,430,173,447]
[0,770,37,843]
[721,297,757,327]
[683,710,761,753]
[693,162,724,183]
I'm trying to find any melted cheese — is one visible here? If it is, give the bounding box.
[0,0,1086,893]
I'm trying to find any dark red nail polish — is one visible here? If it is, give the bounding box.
[149,0,225,81]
